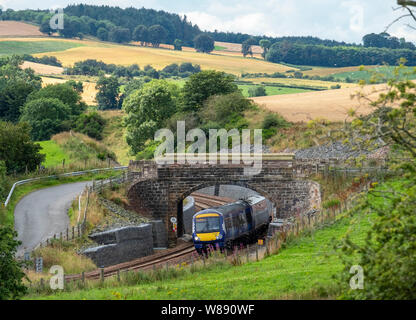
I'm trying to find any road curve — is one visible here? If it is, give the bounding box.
[14,181,91,256]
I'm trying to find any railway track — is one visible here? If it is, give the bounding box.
[192,192,234,210]
[65,242,195,282]
[65,193,233,282]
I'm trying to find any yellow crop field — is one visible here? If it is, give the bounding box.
[251,83,389,122]
[22,61,63,75]
[243,77,358,89]
[41,76,97,105]
[0,37,293,75]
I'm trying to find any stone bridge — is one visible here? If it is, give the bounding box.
[127,154,322,246]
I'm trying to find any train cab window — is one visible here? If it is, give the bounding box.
[195,216,220,233]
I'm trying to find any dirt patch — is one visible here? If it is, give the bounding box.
[0,21,43,37]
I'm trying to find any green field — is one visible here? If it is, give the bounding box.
[0,41,84,56]
[332,65,416,82]
[37,140,71,168]
[238,84,311,97]
[32,209,371,300]
[214,45,226,51]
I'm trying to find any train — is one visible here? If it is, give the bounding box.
[192,195,272,253]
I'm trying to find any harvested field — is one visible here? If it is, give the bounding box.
[22,61,63,75]
[0,21,43,37]
[215,41,263,54]
[41,77,97,106]
[251,83,389,122]
[35,40,293,75]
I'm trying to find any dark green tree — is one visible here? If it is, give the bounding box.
[0,226,27,300]
[259,39,271,59]
[96,76,120,110]
[242,37,256,57]
[26,83,86,117]
[0,56,42,122]
[194,34,215,53]
[74,112,106,140]
[181,70,238,112]
[148,25,167,47]
[20,98,71,141]
[96,27,108,41]
[123,80,178,153]
[248,86,267,97]
[0,121,44,174]
[173,39,183,51]
[108,27,131,43]
[133,25,148,46]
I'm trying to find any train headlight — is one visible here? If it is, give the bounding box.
[194,236,199,241]
[216,234,223,240]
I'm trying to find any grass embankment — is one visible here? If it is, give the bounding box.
[32,209,371,300]
[37,140,71,168]
[0,170,123,228]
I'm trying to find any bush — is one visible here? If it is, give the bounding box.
[181,70,238,112]
[0,122,44,174]
[73,112,106,140]
[248,86,267,97]
[0,225,27,300]
[262,113,291,130]
[20,98,71,141]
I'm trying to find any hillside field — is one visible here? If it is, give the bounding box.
[252,83,389,122]
[0,21,43,37]
[0,37,294,75]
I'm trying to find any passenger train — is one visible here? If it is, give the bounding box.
[192,195,272,253]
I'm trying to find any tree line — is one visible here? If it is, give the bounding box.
[265,41,416,67]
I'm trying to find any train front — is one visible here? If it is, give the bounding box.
[192,210,225,253]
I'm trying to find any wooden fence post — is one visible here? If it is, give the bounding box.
[246,244,250,263]
[81,272,85,285]
[117,269,120,282]
[100,268,104,283]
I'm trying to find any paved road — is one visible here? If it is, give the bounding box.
[14,181,91,256]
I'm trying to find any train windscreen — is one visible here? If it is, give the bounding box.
[195,216,220,233]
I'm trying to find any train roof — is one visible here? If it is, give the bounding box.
[193,201,247,218]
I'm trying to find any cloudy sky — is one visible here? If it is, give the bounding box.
[1,0,415,44]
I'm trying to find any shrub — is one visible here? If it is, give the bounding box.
[262,113,291,130]
[248,86,267,97]
[0,225,27,299]
[20,98,70,141]
[73,112,106,140]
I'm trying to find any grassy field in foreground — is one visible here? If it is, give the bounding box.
[0,40,83,56]
[33,211,370,300]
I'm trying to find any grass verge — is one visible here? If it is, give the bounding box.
[29,210,371,300]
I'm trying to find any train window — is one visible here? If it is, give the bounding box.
[195,216,220,233]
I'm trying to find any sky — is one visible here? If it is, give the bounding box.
[1,0,416,44]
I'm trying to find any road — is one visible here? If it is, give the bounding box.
[14,181,91,256]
